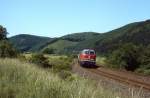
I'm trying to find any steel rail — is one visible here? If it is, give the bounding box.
[87,67,150,91]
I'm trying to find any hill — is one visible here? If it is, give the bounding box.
[43,20,150,55]
[9,20,150,54]
[42,32,100,54]
[9,34,55,52]
[94,20,150,54]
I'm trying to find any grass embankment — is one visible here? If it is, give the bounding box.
[0,58,119,98]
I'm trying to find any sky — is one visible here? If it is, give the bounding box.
[0,0,150,37]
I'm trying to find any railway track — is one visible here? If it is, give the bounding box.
[73,60,150,91]
[87,68,150,91]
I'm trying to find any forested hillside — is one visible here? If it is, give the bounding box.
[10,34,55,52]
[10,20,150,55]
[94,20,150,54]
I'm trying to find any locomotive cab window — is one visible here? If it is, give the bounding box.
[83,50,89,54]
[90,50,95,55]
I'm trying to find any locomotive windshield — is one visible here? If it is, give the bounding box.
[90,50,95,55]
[81,49,95,55]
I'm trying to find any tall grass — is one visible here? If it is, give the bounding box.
[0,58,121,98]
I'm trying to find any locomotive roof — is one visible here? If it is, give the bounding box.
[82,49,95,51]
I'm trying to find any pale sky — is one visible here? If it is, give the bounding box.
[0,0,150,37]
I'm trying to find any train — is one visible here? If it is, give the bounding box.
[78,49,96,67]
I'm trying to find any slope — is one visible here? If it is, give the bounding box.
[9,34,54,52]
[43,32,100,54]
[9,19,150,55]
[94,20,150,54]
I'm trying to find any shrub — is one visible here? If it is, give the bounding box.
[143,69,150,75]
[52,60,71,71]
[29,53,52,68]
[108,43,150,75]
[42,48,55,54]
[136,67,150,75]
[109,43,141,71]
[0,40,18,58]
[67,54,77,59]
[46,55,72,72]
[139,45,150,68]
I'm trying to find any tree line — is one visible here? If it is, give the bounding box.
[108,43,150,74]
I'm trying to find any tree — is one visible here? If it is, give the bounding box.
[109,43,141,71]
[0,25,18,58]
[0,25,8,40]
[0,40,18,58]
[139,45,150,68]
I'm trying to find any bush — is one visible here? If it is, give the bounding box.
[139,45,150,68]
[133,45,150,75]
[48,56,72,72]
[108,43,150,75]
[42,48,55,54]
[136,67,150,75]
[109,43,141,71]
[29,53,52,68]
[143,69,150,75]
[0,40,18,58]
[52,60,71,71]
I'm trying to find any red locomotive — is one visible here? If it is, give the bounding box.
[78,49,96,66]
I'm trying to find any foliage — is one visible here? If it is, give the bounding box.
[42,47,55,54]
[61,32,100,42]
[139,45,150,67]
[136,45,150,75]
[108,43,150,74]
[10,32,100,54]
[47,55,72,72]
[108,43,141,71]
[0,40,18,58]
[0,25,18,58]
[136,68,150,75]
[0,58,121,98]
[29,53,52,68]
[43,39,78,54]
[23,54,73,73]
[95,20,150,54]
[10,34,54,52]
[0,25,7,40]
